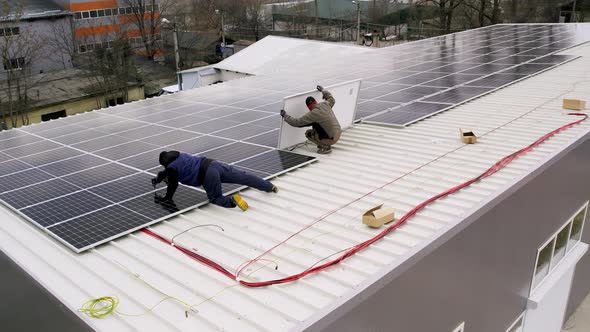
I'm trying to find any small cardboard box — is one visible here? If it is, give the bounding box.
[363,204,395,228]
[459,129,477,144]
[563,99,586,111]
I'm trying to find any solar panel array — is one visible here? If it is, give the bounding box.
[0,24,588,253]
[355,24,588,126]
[0,96,315,253]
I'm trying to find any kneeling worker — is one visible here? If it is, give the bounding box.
[152,151,278,211]
[280,85,341,154]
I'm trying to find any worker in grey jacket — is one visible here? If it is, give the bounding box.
[280,85,342,154]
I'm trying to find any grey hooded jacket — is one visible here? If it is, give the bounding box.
[283,90,342,140]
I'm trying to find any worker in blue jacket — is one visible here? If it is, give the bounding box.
[152,151,278,211]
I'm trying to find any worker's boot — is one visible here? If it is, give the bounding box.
[271,185,279,193]
[232,194,248,211]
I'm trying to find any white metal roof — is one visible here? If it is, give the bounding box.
[2,34,590,332]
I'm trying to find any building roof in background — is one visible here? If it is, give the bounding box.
[0,68,141,111]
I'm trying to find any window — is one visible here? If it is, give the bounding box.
[153,4,159,11]
[0,27,20,37]
[533,240,553,290]
[90,10,97,18]
[553,224,570,266]
[87,43,95,51]
[146,4,152,11]
[41,110,66,122]
[79,44,87,53]
[82,11,90,19]
[97,9,105,17]
[125,7,132,14]
[531,201,588,293]
[74,12,82,19]
[105,8,111,16]
[569,204,586,249]
[507,312,525,332]
[119,8,126,15]
[3,57,25,71]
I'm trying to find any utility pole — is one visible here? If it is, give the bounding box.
[315,0,319,38]
[352,1,361,45]
[162,18,183,91]
[215,9,226,57]
[573,0,578,23]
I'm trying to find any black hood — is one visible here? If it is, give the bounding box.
[159,151,180,167]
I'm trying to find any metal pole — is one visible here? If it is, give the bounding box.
[573,0,578,23]
[221,14,226,47]
[172,24,182,91]
[356,3,361,45]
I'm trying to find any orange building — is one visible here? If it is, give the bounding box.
[54,0,162,58]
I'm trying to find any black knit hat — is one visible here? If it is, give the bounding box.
[159,151,180,167]
[305,96,316,107]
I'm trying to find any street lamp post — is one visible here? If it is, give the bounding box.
[215,9,226,56]
[352,1,361,45]
[162,18,183,91]
[573,0,578,23]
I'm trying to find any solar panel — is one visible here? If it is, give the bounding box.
[234,150,316,175]
[120,186,209,220]
[39,154,109,177]
[359,24,589,126]
[422,87,493,104]
[21,190,113,227]
[0,179,80,209]
[48,205,151,250]
[244,129,280,147]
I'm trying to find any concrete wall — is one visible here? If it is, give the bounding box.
[3,85,144,129]
[310,132,590,332]
[180,69,249,91]
[0,17,74,81]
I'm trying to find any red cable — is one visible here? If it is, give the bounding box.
[143,113,587,287]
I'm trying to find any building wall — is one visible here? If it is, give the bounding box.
[4,85,144,129]
[312,132,590,332]
[566,206,590,317]
[0,17,74,81]
[61,0,162,56]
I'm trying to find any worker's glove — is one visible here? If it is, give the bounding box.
[316,85,324,92]
[155,171,166,183]
[280,109,286,118]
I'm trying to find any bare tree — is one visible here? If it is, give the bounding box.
[0,2,45,128]
[76,24,138,109]
[460,0,503,27]
[417,0,465,32]
[123,0,167,59]
[45,18,77,69]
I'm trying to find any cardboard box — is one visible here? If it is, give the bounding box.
[459,129,477,144]
[563,99,586,111]
[363,204,395,228]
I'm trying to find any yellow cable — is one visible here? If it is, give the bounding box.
[80,256,238,319]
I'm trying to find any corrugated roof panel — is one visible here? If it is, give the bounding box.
[1,32,590,332]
